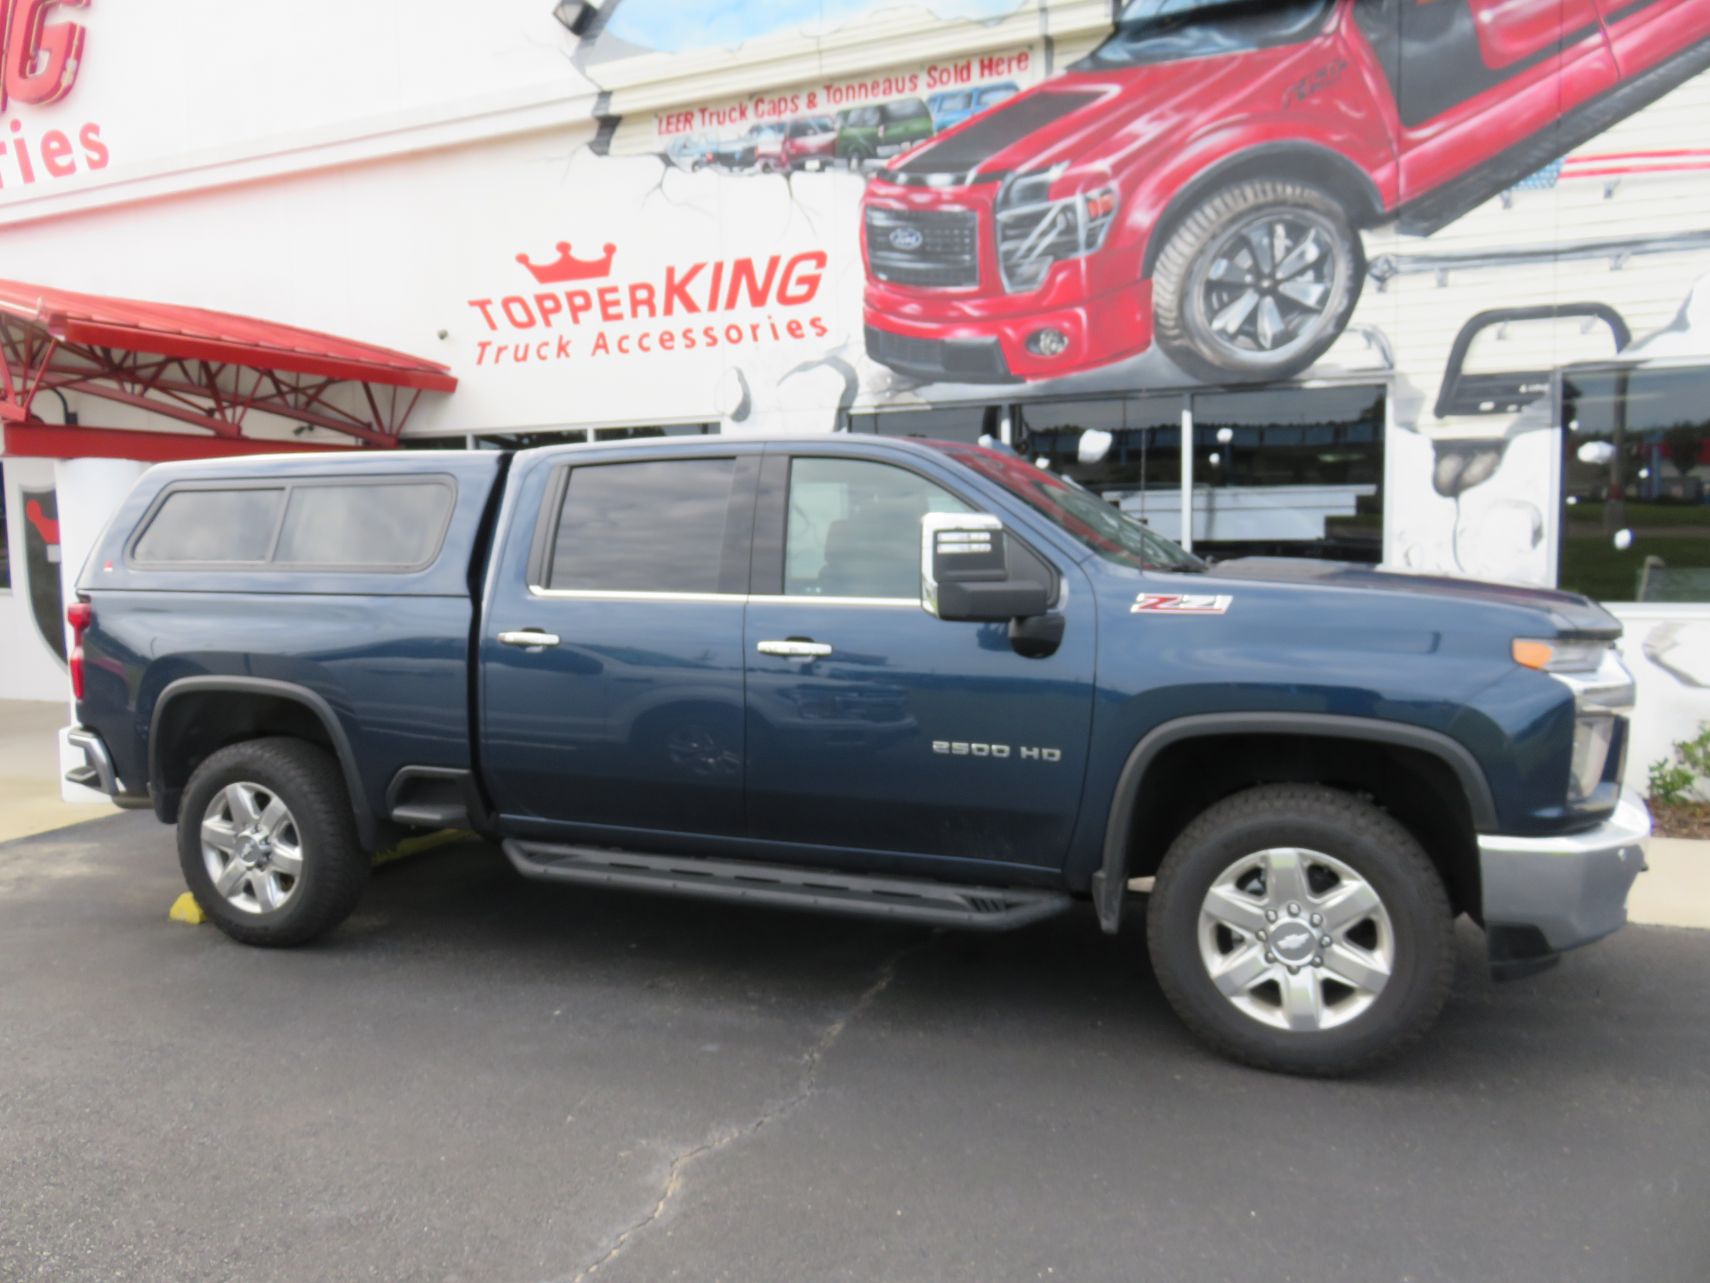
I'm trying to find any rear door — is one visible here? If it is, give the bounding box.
[1352,0,1616,199]
[1593,0,1710,76]
[480,446,759,840]
[741,446,1098,871]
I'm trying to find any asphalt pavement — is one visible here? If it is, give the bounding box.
[2,811,1707,1283]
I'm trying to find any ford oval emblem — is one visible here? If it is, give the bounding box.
[888,226,925,251]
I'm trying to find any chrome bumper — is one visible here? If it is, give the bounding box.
[65,726,121,796]
[1479,787,1651,975]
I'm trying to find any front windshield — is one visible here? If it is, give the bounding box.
[1078,0,1333,70]
[936,443,1204,573]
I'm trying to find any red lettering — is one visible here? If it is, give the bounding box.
[787,318,805,339]
[597,286,621,322]
[663,263,704,315]
[724,256,779,310]
[660,329,676,351]
[777,251,826,306]
[534,292,564,327]
[616,333,631,354]
[2,0,87,111]
[78,121,105,168]
[566,289,594,324]
[500,296,536,328]
[38,126,70,176]
[591,331,610,356]
[555,335,573,359]
[628,281,658,319]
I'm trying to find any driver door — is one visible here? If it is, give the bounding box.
[742,447,1097,871]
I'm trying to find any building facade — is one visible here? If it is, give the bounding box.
[1,0,1707,793]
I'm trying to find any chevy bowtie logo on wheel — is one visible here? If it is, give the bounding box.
[888,226,925,252]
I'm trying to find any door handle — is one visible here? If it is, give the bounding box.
[757,639,832,659]
[498,629,561,649]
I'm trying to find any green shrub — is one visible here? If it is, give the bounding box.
[1649,723,1710,806]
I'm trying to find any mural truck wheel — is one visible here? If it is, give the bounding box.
[1152,178,1364,385]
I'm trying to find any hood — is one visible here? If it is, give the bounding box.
[1205,558,1623,639]
[884,36,1325,185]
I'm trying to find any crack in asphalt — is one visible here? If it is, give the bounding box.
[560,933,936,1283]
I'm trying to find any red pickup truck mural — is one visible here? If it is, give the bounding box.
[860,0,1710,385]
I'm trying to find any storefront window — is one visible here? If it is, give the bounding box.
[1192,386,1385,562]
[1560,364,1710,603]
[846,404,1004,443]
[1018,386,1384,562]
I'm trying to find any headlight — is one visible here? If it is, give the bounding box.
[996,166,1118,293]
[1515,638,1635,804]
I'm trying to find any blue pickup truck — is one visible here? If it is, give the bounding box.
[64,435,1651,1074]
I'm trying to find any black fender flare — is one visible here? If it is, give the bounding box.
[149,675,378,848]
[1091,712,1498,934]
[1139,141,1385,278]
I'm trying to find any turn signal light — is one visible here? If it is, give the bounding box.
[1512,637,1606,673]
[1084,190,1117,220]
[67,599,93,701]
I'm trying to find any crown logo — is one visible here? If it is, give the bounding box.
[516,241,617,285]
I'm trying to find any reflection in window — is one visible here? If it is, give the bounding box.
[1561,365,1710,603]
[785,457,970,599]
[1020,387,1385,562]
[274,483,453,567]
[846,404,1004,444]
[550,458,736,593]
[132,489,284,564]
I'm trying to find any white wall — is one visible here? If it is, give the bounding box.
[1611,605,1710,799]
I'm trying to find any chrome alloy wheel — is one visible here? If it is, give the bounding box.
[1196,847,1394,1033]
[1190,210,1347,364]
[200,782,303,915]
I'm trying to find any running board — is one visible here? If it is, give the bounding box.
[502,839,1070,931]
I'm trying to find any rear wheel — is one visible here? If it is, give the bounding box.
[1147,784,1454,1075]
[1152,178,1364,384]
[177,737,369,948]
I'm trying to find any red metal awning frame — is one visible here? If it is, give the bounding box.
[0,280,457,453]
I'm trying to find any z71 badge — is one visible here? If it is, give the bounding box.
[1131,593,1233,615]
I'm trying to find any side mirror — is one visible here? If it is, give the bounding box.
[921,513,1050,622]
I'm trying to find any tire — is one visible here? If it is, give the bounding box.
[1151,178,1365,384]
[1146,784,1454,1076]
[177,737,369,948]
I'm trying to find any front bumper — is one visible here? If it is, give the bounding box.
[1479,787,1651,978]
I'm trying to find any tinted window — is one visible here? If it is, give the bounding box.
[1079,0,1332,69]
[846,106,880,127]
[884,99,929,122]
[274,482,453,567]
[936,91,971,111]
[785,458,971,599]
[132,488,284,563]
[549,458,736,593]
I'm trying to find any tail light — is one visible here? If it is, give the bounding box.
[67,598,93,701]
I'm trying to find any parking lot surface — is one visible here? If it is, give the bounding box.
[2,811,1707,1283]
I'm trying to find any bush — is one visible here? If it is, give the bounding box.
[1649,723,1710,806]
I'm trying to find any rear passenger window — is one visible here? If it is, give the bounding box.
[274,482,453,567]
[548,458,737,593]
[132,488,284,563]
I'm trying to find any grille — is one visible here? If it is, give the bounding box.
[865,207,979,288]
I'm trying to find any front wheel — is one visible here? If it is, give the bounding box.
[1151,178,1365,384]
[1146,784,1454,1076]
[177,737,370,948]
